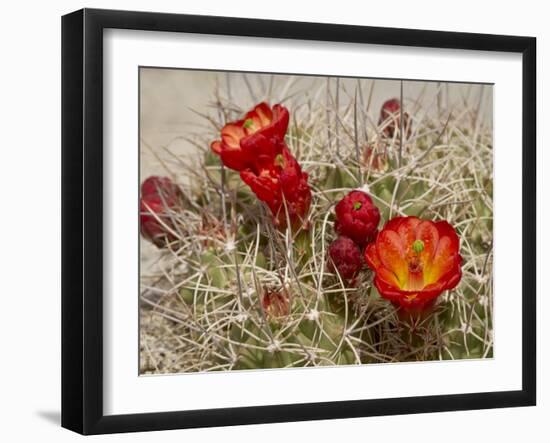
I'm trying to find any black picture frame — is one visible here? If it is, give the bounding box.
[61,8,537,435]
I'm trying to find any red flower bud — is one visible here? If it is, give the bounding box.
[140,176,180,248]
[363,144,389,172]
[261,289,290,319]
[378,98,412,139]
[141,176,178,199]
[365,216,462,311]
[334,190,380,247]
[328,236,363,280]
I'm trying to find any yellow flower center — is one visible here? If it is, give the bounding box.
[404,240,425,291]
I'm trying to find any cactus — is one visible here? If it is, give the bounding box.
[139,75,493,373]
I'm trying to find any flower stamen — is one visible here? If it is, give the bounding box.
[407,256,423,274]
[412,239,425,254]
[274,153,284,167]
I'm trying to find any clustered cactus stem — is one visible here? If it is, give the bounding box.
[140,74,493,373]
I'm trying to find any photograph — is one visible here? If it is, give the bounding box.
[138,68,494,374]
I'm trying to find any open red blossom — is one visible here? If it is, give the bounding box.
[140,176,180,248]
[328,236,363,280]
[334,190,380,247]
[210,102,289,171]
[378,98,412,139]
[365,216,462,310]
[240,146,311,229]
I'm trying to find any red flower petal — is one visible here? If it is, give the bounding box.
[396,216,421,247]
[425,236,455,284]
[210,140,222,155]
[435,220,461,252]
[383,216,407,232]
[377,267,402,289]
[240,169,279,205]
[221,123,246,149]
[210,103,290,173]
[249,102,273,127]
[365,242,382,269]
[240,132,284,170]
[220,150,249,171]
[415,220,439,268]
[376,229,408,286]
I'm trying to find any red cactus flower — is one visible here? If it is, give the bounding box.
[328,236,363,280]
[365,216,462,310]
[262,288,290,319]
[334,190,380,247]
[140,176,180,248]
[240,146,311,229]
[210,102,289,171]
[211,102,311,229]
[378,98,412,139]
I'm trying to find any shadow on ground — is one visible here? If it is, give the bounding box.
[36,410,60,426]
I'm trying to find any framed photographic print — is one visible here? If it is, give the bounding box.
[61,8,536,435]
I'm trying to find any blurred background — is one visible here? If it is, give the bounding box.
[140,68,493,177]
